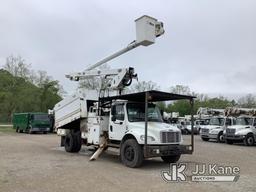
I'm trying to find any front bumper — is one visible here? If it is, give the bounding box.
[224,134,245,141]
[144,144,193,158]
[200,133,218,139]
[32,127,50,132]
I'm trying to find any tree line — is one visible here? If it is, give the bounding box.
[0,55,63,122]
[129,83,256,116]
[1,56,255,122]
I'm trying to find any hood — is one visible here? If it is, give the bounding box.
[201,125,222,130]
[128,121,181,144]
[229,124,249,128]
[228,125,251,130]
[129,121,179,131]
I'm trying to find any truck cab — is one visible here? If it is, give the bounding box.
[200,116,235,143]
[224,116,256,146]
[109,101,182,145]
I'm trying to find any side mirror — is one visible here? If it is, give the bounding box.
[111,116,116,122]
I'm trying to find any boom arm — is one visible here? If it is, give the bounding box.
[66,15,164,91]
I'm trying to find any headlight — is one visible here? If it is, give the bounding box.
[140,135,155,142]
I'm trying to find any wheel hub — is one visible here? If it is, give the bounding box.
[125,146,135,161]
[248,137,254,145]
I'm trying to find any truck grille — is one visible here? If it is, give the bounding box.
[161,131,181,143]
[226,128,236,135]
[201,128,209,133]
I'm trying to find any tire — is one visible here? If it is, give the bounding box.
[225,139,233,144]
[244,134,255,146]
[161,155,181,163]
[120,139,143,168]
[43,131,47,134]
[201,137,209,141]
[16,127,19,133]
[60,136,65,147]
[217,132,224,143]
[19,128,23,133]
[182,129,189,135]
[64,131,81,153]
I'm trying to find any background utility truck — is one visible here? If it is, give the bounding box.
[53,15,195,167]
[13,112,51,134]
[199,108,235,142]
[224,108,256,146]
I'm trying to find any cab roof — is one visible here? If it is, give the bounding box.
[100,90,195,102]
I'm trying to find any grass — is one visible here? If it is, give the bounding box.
[0,125,15,133]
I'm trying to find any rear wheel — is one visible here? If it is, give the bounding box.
[16,127,19,133]
[161,155,181,163]
[244,134,255,146]
[60,136,65,147]
[201,137,209,141]
[120,139,143,168]
[64,130,81,153]
[217,132,224,143]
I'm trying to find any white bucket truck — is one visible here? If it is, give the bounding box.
[53,15,195,167]
[224,108,256,146]
[199,108,235,142]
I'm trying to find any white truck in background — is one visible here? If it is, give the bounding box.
[199,108,235,143]
[53,15,196,168]
[224,108,256,146]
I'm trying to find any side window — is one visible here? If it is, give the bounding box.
[112,105,124,121]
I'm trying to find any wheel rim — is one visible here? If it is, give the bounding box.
[124,146,135,161]
[247,137,254,145]
[219,134,224,142]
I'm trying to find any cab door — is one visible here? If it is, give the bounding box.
[109,104,126,141]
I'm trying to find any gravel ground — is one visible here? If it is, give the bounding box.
[0,132,255,192]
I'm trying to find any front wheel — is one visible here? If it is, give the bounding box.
[217,132,224,143]
[120,139,143,168]
[161,155,181,163]
[244,134,255,146]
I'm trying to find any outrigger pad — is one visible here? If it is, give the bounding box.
[89,137,107,161]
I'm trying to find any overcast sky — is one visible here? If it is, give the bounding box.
[0,0,256,98]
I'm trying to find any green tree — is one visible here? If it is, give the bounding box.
[0,55,62,122]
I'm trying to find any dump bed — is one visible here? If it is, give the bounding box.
[53,90,98,129]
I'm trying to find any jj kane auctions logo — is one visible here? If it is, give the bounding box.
[161,163,240,182]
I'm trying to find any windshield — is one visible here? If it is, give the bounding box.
[209,117,224,126]
[32,114,50,121]
[127,103,163,122]
[234,117,253,126]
